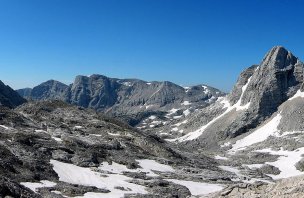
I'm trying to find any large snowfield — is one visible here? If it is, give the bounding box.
[20,159,227,197]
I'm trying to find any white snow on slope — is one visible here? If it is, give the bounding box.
[167,76,253,142]
[50,160,147,197]
[218,97,230,109]
[288,90,304,101]
[255,147,304,180]
[181,101,191,106]
[108,132,120,136]
[165,179,224,196]
[219,166,272,184]
[183,109,191,116]
[214,155,229,160]
[174,119,188,127]
[123,82,132,87]
[243,164,264,169]
[234,77,252,111]
[166,108,179,116]
[0,125,9,130]
[35,129,47,133]
[184,87,190,93]
[50,159,176,197]
[149,115,156,120]
[145,104,155,109]
[229,113,282,153]
[99,162,137,174]
[202,85,210,94]
[52,137,63,142]
[21,180,57,192]
[136,159,175,177]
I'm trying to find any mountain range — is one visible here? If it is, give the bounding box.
[0,46,304,197]
[17,75,225,128]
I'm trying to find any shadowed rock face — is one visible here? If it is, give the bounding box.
[0,80,26,108]
[68,75,120,110]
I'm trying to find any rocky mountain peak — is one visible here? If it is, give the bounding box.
[262,46,298,70]
[176,46,304,147]
[240,46,304,114]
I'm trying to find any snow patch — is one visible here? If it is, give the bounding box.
[220,142,231,148]
[219,166,272,184]
[202,85,210,94]
[168,76,253,142]
[0,125,9,130]
[234,76,252,111]
[90,134,102,137]
[183,109,191,116]
[50,160,147,197]
[214,155,229,160]
[254,147,304,179]
[243,164,264,169]
[167,108,179,116]
[35,129,47,133]
[288,90,304,101]
[181,101,191,106]
[52,137,63,142]
[165,179,224,196]
[145,105,154,109]
[173,115,182,119]
[21,180,56,192]
[174,120,188,127]
[123,82,132,87]
[108,132,120,136]
[136,159,174,177]
[149,115,156,120]
[99,162,137,174]
[229,113,282,153]
[151,120,162,125]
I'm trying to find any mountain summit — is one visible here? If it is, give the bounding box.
[171,46,304,148]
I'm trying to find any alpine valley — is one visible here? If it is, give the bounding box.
[1,46,304,198]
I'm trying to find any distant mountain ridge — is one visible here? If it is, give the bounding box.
[17,75,225,125]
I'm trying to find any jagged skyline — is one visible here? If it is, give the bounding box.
[0,0,304,91]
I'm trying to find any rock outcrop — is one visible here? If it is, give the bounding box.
[0,100,226,197]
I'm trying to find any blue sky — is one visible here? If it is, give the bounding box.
[0,0,304,91]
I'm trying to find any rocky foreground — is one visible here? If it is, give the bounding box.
[0,100,235,198]
[204,175,304,198]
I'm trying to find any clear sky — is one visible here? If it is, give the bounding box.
[0,0,304,92]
